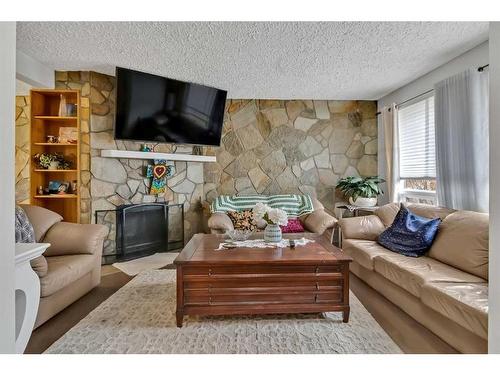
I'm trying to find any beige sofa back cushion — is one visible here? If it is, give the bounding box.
[375,203,400,227]
[375,203,455,228]
[20,204,63,242]
[406,204,456,221]
[428,211,489,280]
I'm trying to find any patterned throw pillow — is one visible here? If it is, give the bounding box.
[377,205,441,257]
[227,210,257,231]
[280,218,305,233]
[15,206,35,243]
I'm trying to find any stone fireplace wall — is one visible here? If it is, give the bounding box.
[53,71,378,257]
[15,95,30,204]
[204,99,378,212]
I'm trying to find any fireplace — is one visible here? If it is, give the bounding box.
[116,203,167,261]
[95,202,184,264]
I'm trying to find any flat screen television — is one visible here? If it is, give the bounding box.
[114,67,227,146]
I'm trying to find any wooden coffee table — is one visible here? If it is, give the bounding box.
[174,233,352,327]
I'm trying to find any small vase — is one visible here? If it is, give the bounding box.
[264,224,282,243]
[48,161,60,170]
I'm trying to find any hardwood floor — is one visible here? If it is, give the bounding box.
[25,267,457,354]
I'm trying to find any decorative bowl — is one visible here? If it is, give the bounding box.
[226,229,255,241]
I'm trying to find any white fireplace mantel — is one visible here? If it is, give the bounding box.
[100,149,216,163]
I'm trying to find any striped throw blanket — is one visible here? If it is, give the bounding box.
[210,194,314,218]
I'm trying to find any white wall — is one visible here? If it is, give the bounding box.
[0,22,17,353]
[16,50,54,89]
[488,22,500,354]
[377,41,489,203]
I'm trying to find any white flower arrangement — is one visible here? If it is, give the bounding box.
[253,202,288,226]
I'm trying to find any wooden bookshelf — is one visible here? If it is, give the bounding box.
[30,89,81,223]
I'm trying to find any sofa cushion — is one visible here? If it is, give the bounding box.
[375,203,400,227]
[280,218,305,233]
[342,239,394,270]
[406,203,456,221]
[43,222,108,256]
[226,210,257,231]
[20,204,63,242]
[373,254,485,298]
[15,206,35,243]
[375,203,455,228]
[30,255,48,278]
[421,282,488,340]
[378,206,441,257]
[428,211,489,280]
[338,215,385,241]
[40,254,96,297]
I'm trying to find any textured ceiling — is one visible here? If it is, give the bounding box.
[17,22,488,99]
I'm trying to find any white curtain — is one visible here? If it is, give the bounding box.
[434,68,489,212]
[381,104,399,202]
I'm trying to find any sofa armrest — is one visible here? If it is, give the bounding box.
[338,215,385,241]
[43,222,108,256]
[208,213,234,234]
[301,210,337,235]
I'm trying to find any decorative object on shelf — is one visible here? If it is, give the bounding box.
[46,135,59,143]
[48,180,69,194]
[253,202,288,243]
[34,152,72,170]
[59,127,78,144]
[58,94,67,117]
[37,186,44,195]
[141,144,153,152]
[70,180,78,194]
[65,103,77,116]
[192,145,202,155]
[336,176,385,207]
[146,159,174,195]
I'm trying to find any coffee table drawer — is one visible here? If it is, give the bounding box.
[183,264,344,277]
[185,279,343,291]
[184,290,343,306]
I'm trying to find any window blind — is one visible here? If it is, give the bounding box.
[398,96,436,179]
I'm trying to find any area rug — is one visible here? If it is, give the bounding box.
[112,252,178,276]
[45,270,402,354]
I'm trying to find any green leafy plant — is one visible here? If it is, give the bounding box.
[34,153,72,170]
[336,176,385,201]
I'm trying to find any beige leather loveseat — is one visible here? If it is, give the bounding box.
[208,197,337,236]
[21,205,108,329]
[338,203,488,353]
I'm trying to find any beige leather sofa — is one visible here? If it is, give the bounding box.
[338,203,488,353]
[208,197,337,236]
[21,205,108,329]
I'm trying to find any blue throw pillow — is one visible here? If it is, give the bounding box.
[377,206,441,257]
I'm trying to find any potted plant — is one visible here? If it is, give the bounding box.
[336,176,385,207]
[253,202,288,243]
[34,153,71,170]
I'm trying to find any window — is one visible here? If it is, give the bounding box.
[397,95,437,205]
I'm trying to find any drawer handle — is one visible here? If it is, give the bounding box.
[316,282,320,291]
[315,266,319,274]
[208,268,212,276]
[315,295,318,303]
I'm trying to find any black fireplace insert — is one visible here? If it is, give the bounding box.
[95,202,184,264]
